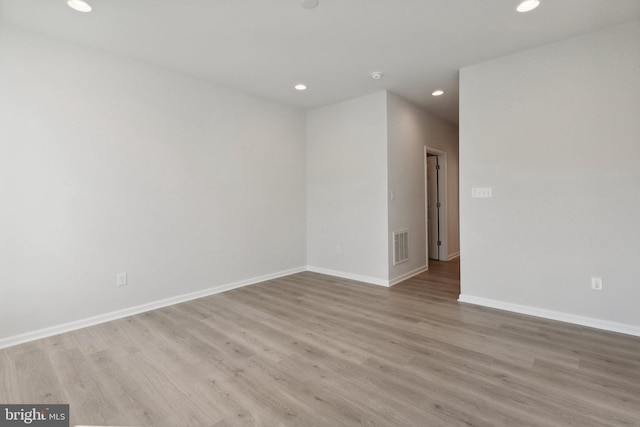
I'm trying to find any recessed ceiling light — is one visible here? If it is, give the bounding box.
[67,0,92,12]
[370,72,384,80]
[300,0,319,10]
[295,84,307,91]
[516,0,540,13]
[432,90,444,97]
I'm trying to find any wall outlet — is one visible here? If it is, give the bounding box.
[117,272,127,287]
[591,276,602,291]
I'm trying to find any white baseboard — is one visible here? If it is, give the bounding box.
[447,251,460,261]
[389,265,428,286]
[0,266,306,350]
[458,294,640,337]
[306,266,390,287]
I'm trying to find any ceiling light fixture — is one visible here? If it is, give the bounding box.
[294,84,307,91]
[370,72,384,80]
[67,0,92,12]
[432,90,444,97]
[300,0,319,10]
[516,0,540,13]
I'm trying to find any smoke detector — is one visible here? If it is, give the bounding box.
[371,72,384,80]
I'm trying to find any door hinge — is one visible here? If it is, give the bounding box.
[436,202,441,208]
[436,164,441,170]
[437,240,442,246]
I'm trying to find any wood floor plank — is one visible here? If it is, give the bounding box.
[1,259,639,426]
[11,348,67,404]
[49,348,123,426]
[0,350,18,403]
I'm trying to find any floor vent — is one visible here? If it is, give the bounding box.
[393,230,409,265]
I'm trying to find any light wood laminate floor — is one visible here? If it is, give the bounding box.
[1,259,639,426]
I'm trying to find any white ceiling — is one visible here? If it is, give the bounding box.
[2,0,640,124]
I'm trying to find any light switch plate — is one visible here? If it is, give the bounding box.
[117,272,127,287]
[472,187,492,198]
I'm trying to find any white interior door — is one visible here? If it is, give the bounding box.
[427,155,439,260]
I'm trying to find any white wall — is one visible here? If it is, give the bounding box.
[306,92,389,284]
[306,91,459,286]
[459,21,640,333]
[387,93,459,283]
[0,25,307,341]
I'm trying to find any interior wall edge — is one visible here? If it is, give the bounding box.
[458,294,640,338]
[447,252,460,261]
[306,266,390,287]
[388,265,427,286]
[0,266,307,350]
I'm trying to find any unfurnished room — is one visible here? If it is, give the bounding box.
[1,0,639,426]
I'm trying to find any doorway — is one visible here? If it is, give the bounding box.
[427,154,440,260]
[424,147,448,265]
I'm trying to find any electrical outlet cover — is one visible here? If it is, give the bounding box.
[117,272,127,286]
[591,277,602,291]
